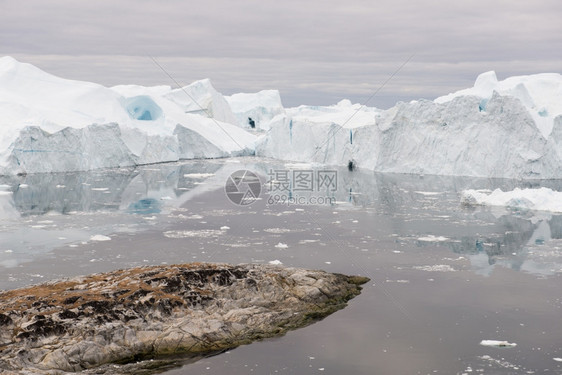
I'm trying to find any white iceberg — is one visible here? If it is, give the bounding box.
[461,187,562,213]
[479,340,517,348]
[257,72,562,179]
[0,57,256,175]
[90,234,111,242]
[3,56,562,180]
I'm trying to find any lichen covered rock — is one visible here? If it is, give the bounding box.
[0,263,368,374]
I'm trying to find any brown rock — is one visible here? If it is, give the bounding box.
[0,263,368,374]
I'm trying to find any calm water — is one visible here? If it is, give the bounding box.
[1,158,562,374]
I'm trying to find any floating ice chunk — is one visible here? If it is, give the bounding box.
[479,340,517,348]
[417,235,450,242]
[90,234,111,241]
[183,173,215,178]
[462,187,562,213]
[163,229,224,238]
[386,279,410,283]
[220,226,230,230]
[264,228,297,234]
[554,357,562,362]
[413,265,456,272]
[299,239,319,244]
[91,187,109,191]
[275,242,288,249]
[268,260,283,265]
[414,191,442,196]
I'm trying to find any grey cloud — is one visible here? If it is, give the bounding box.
[2,0,562,107]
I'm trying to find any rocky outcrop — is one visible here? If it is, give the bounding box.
[0,263,368,374]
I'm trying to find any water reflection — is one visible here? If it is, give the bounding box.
[1,158,562,277]
[127,198,162,214]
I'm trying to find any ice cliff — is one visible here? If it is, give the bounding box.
[0,57,256,174]
[2,56,562,179]
[257,71,562,179]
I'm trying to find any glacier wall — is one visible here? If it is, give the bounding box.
[0,57,256,175]
[2,55,562,179]
[257,72,562,179]
[9,124,135,174]
[374,94,562,178]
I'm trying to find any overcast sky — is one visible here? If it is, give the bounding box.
[2,0,561,107]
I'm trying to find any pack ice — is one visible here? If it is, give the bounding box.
[0,57,256,174]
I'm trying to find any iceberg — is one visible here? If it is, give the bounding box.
[0,57,256,175]
[161,78,239,125]
[435,71,562,138]
[256,100,380,168]
[461,187,562,213]
[3,56,562,179]
[226,90,289,131]
[257,72,562,179]
[479,340,517,348]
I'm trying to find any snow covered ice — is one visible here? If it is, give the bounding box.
[257,71,562,179]
[226,90,289,131]
[2,56,562,179]
[0,57,256,175]
[479,340,517,348]
[462,187,562,213]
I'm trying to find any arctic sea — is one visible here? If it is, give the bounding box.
[1,157,562,374]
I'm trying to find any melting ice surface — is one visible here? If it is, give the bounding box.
[1,158,562,374]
